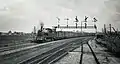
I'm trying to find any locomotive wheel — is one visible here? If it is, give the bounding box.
[43,38,47,42]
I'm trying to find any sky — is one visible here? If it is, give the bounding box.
[0,0,119,32]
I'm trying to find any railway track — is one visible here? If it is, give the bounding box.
[18,37,92,64]
[79,40,100,64]
[18,40,72,64]
[0,37,88,64]
[0,37,94,64]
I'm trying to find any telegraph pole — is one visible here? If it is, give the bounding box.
[104,24,106,34]
[80,16,88,33]
[81,21,82,33]
[64,18,69,28]
[93,17,97,33]
[33,26,36,34]
[81,16,88,33]
[56,17,60,28]
[74,16,79,28]
[84,16,88,28]
[33,26,36,40]
[109,24,112,35]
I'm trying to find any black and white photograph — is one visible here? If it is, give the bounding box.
[0,0,120,64]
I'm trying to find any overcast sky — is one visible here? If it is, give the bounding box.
[0,0,120,32]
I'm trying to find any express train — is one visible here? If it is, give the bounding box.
[34,28,95,42]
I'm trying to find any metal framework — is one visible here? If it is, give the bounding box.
[54,16,97,33]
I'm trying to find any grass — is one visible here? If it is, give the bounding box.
[96,35,120,57]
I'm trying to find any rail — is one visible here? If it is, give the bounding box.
[79,39,100,64]
[18,42,71,64]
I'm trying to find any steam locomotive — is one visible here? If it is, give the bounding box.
[36,28,55,42]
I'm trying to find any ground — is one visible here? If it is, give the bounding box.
[55,39,120,64]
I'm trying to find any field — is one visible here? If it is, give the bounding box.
[0,34,33,47]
